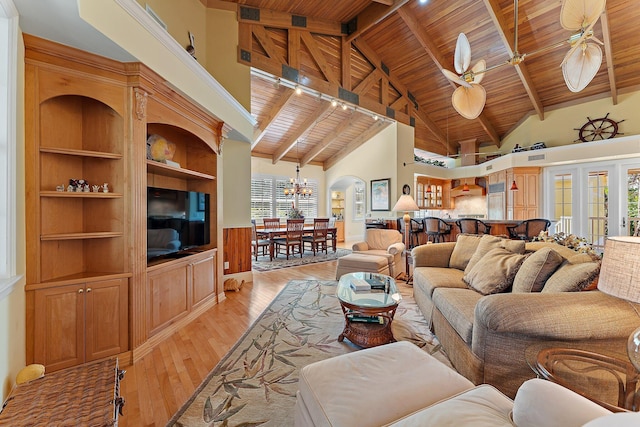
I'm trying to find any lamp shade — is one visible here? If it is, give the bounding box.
[598,236,640,303]
[392,194,419,212]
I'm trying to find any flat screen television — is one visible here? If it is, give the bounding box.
[147,186,210,261]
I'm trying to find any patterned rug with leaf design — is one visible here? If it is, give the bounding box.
[167,279,452,427]
[251,248,352,272]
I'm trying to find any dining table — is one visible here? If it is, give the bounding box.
[257,226,338,260]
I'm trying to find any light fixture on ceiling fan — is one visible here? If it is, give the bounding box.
[443,0,606,120]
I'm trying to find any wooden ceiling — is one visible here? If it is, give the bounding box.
[216,0,640,168]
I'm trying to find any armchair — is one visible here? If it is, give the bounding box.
[351,229,405,277]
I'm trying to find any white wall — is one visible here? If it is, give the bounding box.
[223,139,251,227]
[491,91,640,154]
[325,123,400,241]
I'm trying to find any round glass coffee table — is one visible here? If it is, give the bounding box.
[336,272,402,348]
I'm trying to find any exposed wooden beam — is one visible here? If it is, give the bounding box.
[352,38,449,146]
[344,0,410,43]
[482,0,544,121]
[324,121,392,170]
[272,102,333,164]
[252,89,296,149]
[600,9,618,105]
[352,69,382,95]
[238,23,414,131]
[300,113,362,166]
[237,5,343,36]
[397,8,501,147]
[300,32,340,85]
[372,0,394,5]
[253,25,286,64]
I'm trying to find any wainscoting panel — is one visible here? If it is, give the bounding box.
[223,227,252,274]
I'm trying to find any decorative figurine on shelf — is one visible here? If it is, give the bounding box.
[56,185,65,192]
[92,185,100,192]
[147,134,176,163]
[102,183,109,193]
[83,184,90,192]
[67,184,74,192]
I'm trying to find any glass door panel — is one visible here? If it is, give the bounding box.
[587,171,608,251]
[553,173,573,235]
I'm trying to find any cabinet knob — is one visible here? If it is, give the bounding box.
[86,288,92,293]
[78,288,84,294]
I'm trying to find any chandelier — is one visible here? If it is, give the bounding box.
[284,165,312,198]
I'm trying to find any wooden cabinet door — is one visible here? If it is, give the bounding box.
[191,255,216,307]
[85,278,129,362]
[33,284,85,372]
[336,221,345,242]
[148,264,189,336]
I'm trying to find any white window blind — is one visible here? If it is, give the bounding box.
[252,174,319,219]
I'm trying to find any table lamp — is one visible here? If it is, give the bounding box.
[596,236,640,371]
[392,194,419,249]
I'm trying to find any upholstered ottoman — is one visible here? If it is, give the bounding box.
[335,253,390,279]
[294,341,474,427]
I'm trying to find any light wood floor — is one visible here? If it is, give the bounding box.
[119,258,343,427]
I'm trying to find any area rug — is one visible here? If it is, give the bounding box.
[167,279,451,426]
[252,248,352,272]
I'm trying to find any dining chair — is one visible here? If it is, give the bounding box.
[408,218,424,249]
[326,217,337,251]
[423,217,452,243]
[273,218,305,259]
[507,218,551,241]
[251,219,270,261]
[263,217,281,230]
[455,218,492,235]
[303,218,330,255]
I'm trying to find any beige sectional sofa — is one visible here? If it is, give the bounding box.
[411,234,640,399]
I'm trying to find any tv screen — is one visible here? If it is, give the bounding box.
[147,186,210,260]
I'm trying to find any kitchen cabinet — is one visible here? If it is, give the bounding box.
[508,167,540,220]
[416,177,451,209]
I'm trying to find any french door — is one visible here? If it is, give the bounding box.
[545,163,625,252]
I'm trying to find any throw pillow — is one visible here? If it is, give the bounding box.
[463,247,528,295]
[449,234,483,270]
[542,261,601,292]
[512,247,564,293]
[464,235,526,275]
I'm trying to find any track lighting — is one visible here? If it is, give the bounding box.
[331,99,338,107]
[295,85,302,95]
[341,103,348,111]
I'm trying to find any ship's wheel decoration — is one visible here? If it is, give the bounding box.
[574,113,624,142]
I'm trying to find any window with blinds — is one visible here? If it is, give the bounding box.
[252,174,318,219]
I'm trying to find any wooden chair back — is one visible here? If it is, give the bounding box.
[263,218,281,230]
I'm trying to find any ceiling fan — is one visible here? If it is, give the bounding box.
[443,0,607,120]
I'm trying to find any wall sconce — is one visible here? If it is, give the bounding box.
[510,180,519,191]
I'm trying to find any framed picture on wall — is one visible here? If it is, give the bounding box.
[371,178,390,211]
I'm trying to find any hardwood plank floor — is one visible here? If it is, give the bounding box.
[119,257,343,427]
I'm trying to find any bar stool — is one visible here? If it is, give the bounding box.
[456,218,492,235]
[423,217,452,243]
[507,218,551,241]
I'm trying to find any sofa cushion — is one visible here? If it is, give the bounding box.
[389,385,513,427]
[542,261,600,292]
[413,267,467,298]
[464,235,526,274]
[525,240,586,260]
[512,247,564,293]
[450,234,483,270]
[432,288,482,345]
[463,248,527,295]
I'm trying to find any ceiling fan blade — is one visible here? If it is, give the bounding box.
[452,84,486,120]
[560,0,606,31]
[470,59,487,84]
[454,33,471,74]
[442,68,472,88]
[562,43,602,92]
